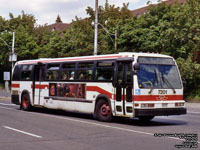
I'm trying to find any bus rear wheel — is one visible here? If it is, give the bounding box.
[95,99,112,122]
[21,94,32,111]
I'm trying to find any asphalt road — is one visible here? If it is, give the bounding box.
[0,99,199,150]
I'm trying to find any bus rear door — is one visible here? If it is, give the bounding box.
[114,60,134,117]
[32,63,44,106]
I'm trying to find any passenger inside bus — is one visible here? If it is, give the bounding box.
[62,73,68,80]
[79,73,84,80]
[70,72,74,80]
[97,73,105,80]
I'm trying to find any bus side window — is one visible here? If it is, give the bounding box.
[13,65,21,81]
[46,70,59,80]
[61,63,76,81]
[61,70,75,80]
[117,63,123,84]
[46,64,60,80]
[21,71,32,80]
[77,62,93,80]
[95,61,114,81]
[21,65,33,81]
[126,63,132,83]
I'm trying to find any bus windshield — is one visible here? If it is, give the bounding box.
[137,64,182,89]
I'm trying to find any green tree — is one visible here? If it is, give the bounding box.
[56,15,63,23]
[0,11,37,69]
[177,55,200,100]
[59,17,94,57]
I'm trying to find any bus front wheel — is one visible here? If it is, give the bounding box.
[21,94,32,111]
[95,99,112,122]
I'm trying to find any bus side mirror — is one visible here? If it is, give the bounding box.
[133,63,140,74]
[134,63,140,71]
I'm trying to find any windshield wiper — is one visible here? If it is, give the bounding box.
[149,69,158,94]
[161,73,176,94]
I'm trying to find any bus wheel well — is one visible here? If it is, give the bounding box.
[21,91,30,100]
[20,91,30,105]
[94,95,112,122]
[21,91,32,111]
[95,95,110,110]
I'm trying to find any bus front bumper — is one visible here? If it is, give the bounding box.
[135,108,187,117]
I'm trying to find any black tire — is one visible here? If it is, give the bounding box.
[138,116,154,122]
[95,99,112,122]
[21,93,32,111]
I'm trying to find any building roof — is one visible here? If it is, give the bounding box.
[131,0,186,17]
[47,23,72,32]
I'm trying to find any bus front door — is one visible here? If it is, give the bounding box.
[32,64,43,106]
[115,62,133,117]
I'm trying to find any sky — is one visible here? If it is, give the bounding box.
[0,0,159,25]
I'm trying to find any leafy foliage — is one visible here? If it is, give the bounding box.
[177,55,200,99]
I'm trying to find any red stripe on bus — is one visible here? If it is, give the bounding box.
[31,84,49,89]
[113,95,127,100]
[86,86,112,99]
[133,95,183,101]
[19,55,123,64]
[12,84,20,88]
[87,86,183,101]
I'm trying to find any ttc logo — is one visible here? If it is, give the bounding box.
[156,95,168,101]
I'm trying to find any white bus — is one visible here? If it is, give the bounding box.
[11,52,186,122]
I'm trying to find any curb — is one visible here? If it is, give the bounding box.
[0,96,11,101]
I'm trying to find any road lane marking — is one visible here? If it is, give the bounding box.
[0,102,16,106]
[0,105,199,144]
[0,105,15,110]
[3,126,42,138]
[188,111,200,114]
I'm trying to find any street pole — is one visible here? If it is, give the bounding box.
[94,0,98,55]
[11,32,15,72]
[115,30,117,52]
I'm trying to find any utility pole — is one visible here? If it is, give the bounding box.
[11,32,15,72]
[114,30,117,52]
[94,0,98,55]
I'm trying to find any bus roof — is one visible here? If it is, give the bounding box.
[16,52,172,65]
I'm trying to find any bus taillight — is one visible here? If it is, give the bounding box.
[175,102,184,107]
[141,103,155,108]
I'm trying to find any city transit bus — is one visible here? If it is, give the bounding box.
[11,52,186,122]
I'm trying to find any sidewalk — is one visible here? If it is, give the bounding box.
[0,89,11,100]
[0,89,199,109]
[185,102,200,109]
[0,89,10,96]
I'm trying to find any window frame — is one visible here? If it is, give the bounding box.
[94,60,115,82]
[45,63,61,81]
[60,62,77,81]
[76,61,94,81]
